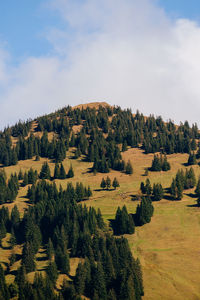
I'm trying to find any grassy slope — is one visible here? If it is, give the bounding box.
[1,147,200,299]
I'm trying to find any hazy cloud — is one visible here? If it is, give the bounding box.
[1,0,200,128]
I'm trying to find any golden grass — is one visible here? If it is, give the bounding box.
[2,147,200,299]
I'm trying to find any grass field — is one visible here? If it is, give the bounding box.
[1,147,200,299]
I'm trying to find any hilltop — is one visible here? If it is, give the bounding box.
[0,102,200,299]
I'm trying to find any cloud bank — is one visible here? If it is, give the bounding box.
[1,0,200,128]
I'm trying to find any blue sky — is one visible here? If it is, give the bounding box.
[0,0,199,64]
[1,0,200,127]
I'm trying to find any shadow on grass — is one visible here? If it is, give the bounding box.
[185,192,197,199]
[163,195,176,201]
[187,203,199,207]
[36,256,47,262]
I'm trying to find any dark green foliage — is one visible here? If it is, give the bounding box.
[114,205,135,235]
[39,162,51,180]
[195,177,200,197]
[53,163,60,179]
[151,154,170,172]
[55,246,70,274]
[170,168,196,200]
[125,160,133,174]
[135,196,154,226]
[46,238,54,260]
[67,164,74,178]
[0,171,19,204]
[152,183,164,201]
[59,163,66,179]
[106,176,111,190]
[187,152,197,165]
[140,178,152,196]
[100,177,106,189]
[0,264,10,299]
[74,262,86,295]
[112,177,120,190]
[21,242,36,273]
[46,261,58,285]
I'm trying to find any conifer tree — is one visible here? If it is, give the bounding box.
[46,261,58,286]
[112,177,120,190]
[100,178,106,189]
[106,176,111,190]
[74,263,86,295]
[39,162,51,180]
[53,163,60,179]
[21,242,36,273]
[195,177,200,197]
[152,183,164,201]
[46,238,54,261]
[67,164,74,178]
[125,160,133,174]
[59,163,66,179]
[187,152,197,165]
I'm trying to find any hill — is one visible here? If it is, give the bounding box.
[0,102,200,299]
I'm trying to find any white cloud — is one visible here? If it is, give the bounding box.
[1,0,200,128]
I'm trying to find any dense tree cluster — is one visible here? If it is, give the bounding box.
[100,177,120,190]
[170,168,196,200]
[187,152,197,165]
[135,196,154,226]
[0,173,143,300]
[113,205,135,235]
[0,170,19,204]
[140,178,164,201]
[151,154,170,172]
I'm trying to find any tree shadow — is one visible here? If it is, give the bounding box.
[163,195,176,201]
[36,256,47,262]
[187,203,198,207]
[185,192,197,199]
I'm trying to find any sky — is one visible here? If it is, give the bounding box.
[0,0,200,128]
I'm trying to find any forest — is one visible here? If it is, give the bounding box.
[0,103,200,300]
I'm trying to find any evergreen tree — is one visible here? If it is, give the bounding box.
[74,263,86,295]
[53,163,60,179]
[21,242,36,273]
[46,238,54,260]
[106,176,111,190]
[59,163,66,179]
[112,177,120,190]
[67,164,74,178]
[55,246,70,274]
[188,152,196,165]
[152,183,164,201]
[195,177,200,197]
[39,162,51,180]
[100,178,106,189]
[46,261,58,286]
[125,160,133,174]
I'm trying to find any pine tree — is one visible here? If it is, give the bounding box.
[39,162,51,180]
[46,261,58,286]
[21,242,36,273]
[188,152,196,165]
[170,178,176,199]
[53,163,60,179]
[195,177,200,197]
[106,176,111,190]
[46,238,54,260]
[125,160,133,174]
[67,165,74,178]
[151,154,162,171]
[152,183,164,201]
[59,163,66,179]
[74,263,86,295]
[100,178,106,189]
[112,177,120,190]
